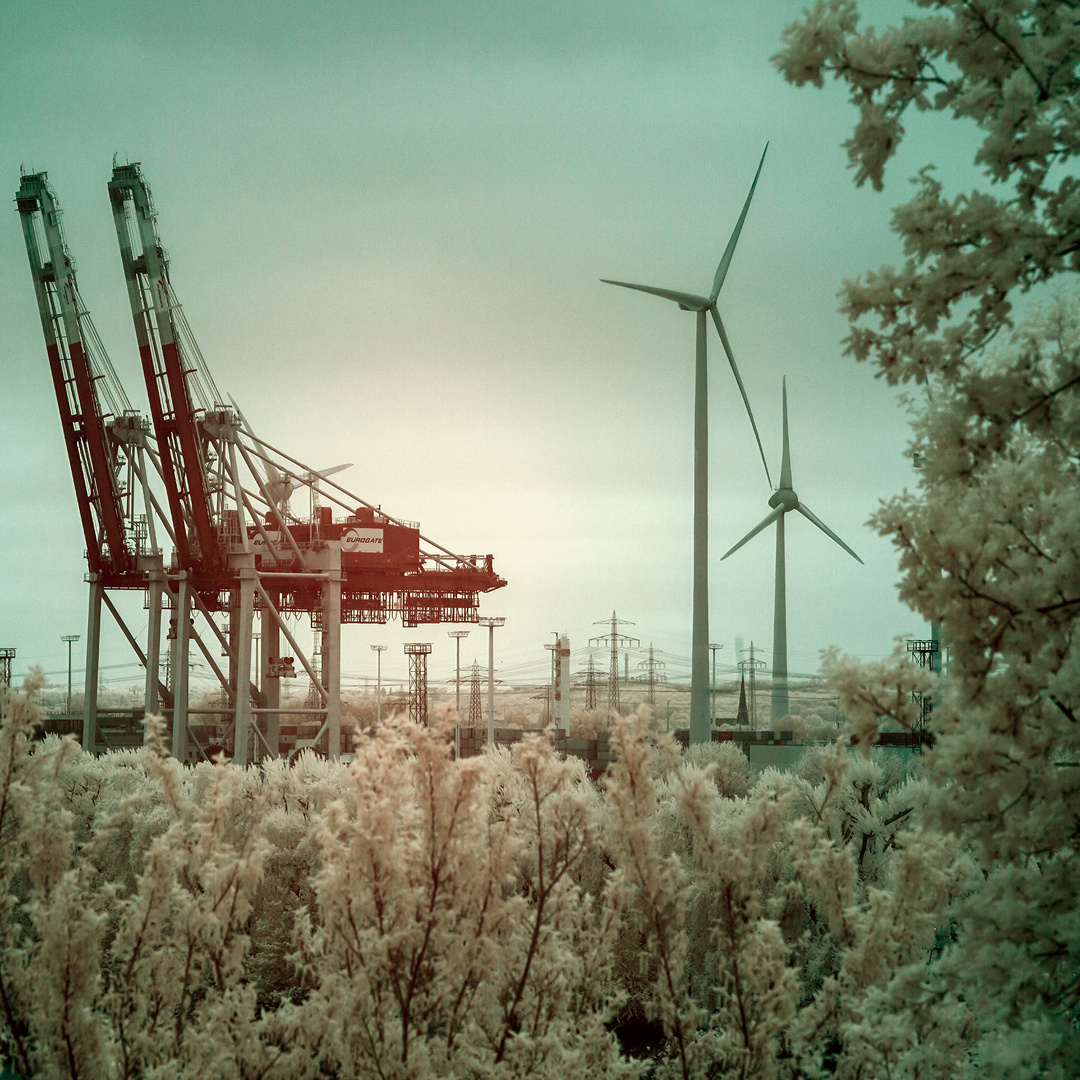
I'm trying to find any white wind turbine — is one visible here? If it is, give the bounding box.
[603,145,771,745]
[229,397,351,522]
[721,377,863,723]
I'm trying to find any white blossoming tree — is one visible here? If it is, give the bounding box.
[775,1,1080,1075]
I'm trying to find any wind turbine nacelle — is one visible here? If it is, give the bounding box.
[768,488,798,511]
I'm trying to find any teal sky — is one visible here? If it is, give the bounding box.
[1,1,970,697]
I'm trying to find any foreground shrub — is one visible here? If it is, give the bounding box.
[2,673,963,1079]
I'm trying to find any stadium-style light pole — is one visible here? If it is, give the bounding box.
[447,630,469,762]
[709,642,723,727]
[477,617,505,747]
[448,630,470,713]
[61,634,80,716]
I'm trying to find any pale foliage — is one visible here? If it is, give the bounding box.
[0,691,637,1079]
[776,1,1080,1075]
[775,0,1080,383]
[1,672,952,1079]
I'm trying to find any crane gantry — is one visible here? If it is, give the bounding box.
[17,164,506,764]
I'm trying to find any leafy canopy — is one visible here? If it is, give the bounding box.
[775,0,1080,383]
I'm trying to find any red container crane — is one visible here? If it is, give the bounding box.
[17,163,506,765]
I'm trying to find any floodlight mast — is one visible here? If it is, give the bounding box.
[478,617,505,747]
[61,635,81,716]
[371,644,387,724]
[448,630,470,713]
[602,146,771,745]
[709,643,723,723]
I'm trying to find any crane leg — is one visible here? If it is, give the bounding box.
[145,568,163,716]
[233,566,255,766]
[316,546,342,761]
[171,574,191,761]
[261,591,281,758]
[82,578,102,753]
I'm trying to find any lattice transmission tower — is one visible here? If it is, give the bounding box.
[405,643,432,725]
[584,654,597,711]
[306,624,323,708]
[468,661,483,727]
[636,644,667,704]
[738,642,766,730]
[590,612,639,714]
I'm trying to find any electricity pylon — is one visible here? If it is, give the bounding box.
[590,612,639,714]
[738,642,766,730]
[468,661,483,727]
[636,643,667,705]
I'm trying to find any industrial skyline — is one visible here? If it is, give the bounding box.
[0,1,960,699]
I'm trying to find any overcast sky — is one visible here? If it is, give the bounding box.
[1,1,976,698]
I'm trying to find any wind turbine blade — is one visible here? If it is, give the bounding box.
[795,502,864,564]
[711,307,772,487]
[711,143,768,302]
[779,376,792,491]
[600,279,711,310]
[721,505,784,560]
[315,463,352,479]
[229,394,283,486]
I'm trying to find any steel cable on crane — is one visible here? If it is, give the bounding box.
[72,294,132,418]
[169,287,224,411]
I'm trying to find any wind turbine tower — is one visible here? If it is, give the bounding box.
[603,147,771,744]
[722,380,863,722]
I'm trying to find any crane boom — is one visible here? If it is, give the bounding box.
[108,162,221,570]
[16,172,134,577]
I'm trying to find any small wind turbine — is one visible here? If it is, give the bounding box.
[721,378,862,723]
[603,145,771,745]
[230,396,300,518]
[229,396,351,521]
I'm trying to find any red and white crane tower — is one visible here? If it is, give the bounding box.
[16,172,172,747]
[18,163,506,764]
